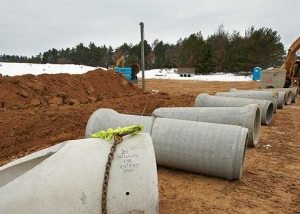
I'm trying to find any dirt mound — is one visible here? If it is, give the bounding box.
[0,68,140,109]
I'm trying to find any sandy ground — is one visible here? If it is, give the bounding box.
[144,80,300,214]
[0,76,299,213]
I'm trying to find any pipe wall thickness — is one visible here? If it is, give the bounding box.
[85,108,248,180]
[195,93,274,125]
[152,105,261,147]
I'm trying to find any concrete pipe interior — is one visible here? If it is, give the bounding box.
[264,102,274,125]
[0,143,66,188]
[285,91,293,105]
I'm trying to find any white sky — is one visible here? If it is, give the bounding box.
[0,0,299,56]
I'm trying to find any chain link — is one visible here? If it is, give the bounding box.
[101,126,142,214]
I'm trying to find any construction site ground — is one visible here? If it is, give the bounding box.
[0,71,299,213]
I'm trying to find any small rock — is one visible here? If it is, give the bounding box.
[66,98,80,105]
[263,144,272,149]
[30,98,41,106]
[86,85,94,95]
[48,97,63,105]
[80,99,89,104]
[121,80,128,86]
[57,92,68,99]
[87,96,97,102]
[16,89,29,98]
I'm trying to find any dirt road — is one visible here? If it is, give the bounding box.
[0,74,299,213]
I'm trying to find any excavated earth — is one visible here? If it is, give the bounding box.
[0,70,299,213]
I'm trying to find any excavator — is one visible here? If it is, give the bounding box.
[261,36,300,90]
[113,55,140,83]
[283,36,300,88]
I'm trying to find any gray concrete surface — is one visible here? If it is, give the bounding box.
[86,108,249,180]
[216,91,278,113]
[195,93,274,125]
[0,134,159,214]
[229,88,285,109]
[0,143,67,188]
[152,104,261,147]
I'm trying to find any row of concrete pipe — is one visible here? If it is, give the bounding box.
[84,87,298,181]
[0,87,298,213]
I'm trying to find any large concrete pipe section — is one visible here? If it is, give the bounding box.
[281,87,299,103]
[85,108,249,180]
[152,104,261,147]
[215,91,278,113]
[195,93,274,125]
[230,88,285,109]
[0,134,159,214]
[259,88,293,105]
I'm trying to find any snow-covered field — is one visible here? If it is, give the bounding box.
[0,62,101,76]
[0,63,252,82]
[137,69,252,82]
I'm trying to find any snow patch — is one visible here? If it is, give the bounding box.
[0,62,105,76]
[137,68,252,82]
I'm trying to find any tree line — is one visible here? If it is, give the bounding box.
[0,26,285,73]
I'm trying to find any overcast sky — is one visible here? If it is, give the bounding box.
[1,0,299,56]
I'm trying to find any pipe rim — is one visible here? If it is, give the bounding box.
[233,127,248,180]
[263,102,274,125]
[277,93,285,109]
[285,91,293,105]
[272,99,277,113]
[85,108,118,137]
[252,107,261,147]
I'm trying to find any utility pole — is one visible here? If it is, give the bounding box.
[140,22,145,92]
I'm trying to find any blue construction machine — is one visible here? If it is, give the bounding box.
[114,56,140,83]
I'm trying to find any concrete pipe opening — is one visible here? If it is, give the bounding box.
[289,87,299,103]
[262,102,274,125]
[252,106,261,147]
[277,92,285,109]
[0,143,66,188]
[285,91,293,105]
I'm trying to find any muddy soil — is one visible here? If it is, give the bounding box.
[0,73,299,213]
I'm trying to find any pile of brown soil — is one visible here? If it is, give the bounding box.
[0,68,140,109]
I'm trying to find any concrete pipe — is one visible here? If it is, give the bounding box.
[86,108,249,180]
[281,87,299,103]
[216,91,278,113]
[152,104,261,147]
[230,88,285,109]
[259,88,293,105]
[195,93,274,125]
[0,134,159,214]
